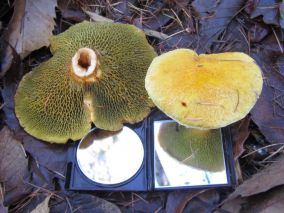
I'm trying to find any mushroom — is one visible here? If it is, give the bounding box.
[15,21,156,143]
[145,49,263,129]
[158,122,224,172]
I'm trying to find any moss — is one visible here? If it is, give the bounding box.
[146,49,263,129]
[15,21,156,143]
[158,122,225,172]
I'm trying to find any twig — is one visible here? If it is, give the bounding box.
[242,143,284,158]
[0,103,5,110]
[66,197,74,213]
[84,10,169,40]
[271,27,284,54]
[261,144,284,162]
[24,182,63,200]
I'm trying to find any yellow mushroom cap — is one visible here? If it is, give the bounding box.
[15,21,156,143]
[145,49,263,129]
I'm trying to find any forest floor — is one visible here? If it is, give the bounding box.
[1,0,284,212]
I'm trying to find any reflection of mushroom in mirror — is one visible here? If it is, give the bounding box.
[158,122,224,172]
[15,21,156,143]
[145,49,263,129]
[79,128,122,149]
[76,127,144,185]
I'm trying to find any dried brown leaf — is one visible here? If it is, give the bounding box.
[85,10,169,40]
[192,0,244,53]
[243,185,284,213]
[61,9,87,22]
[231,117,251,160]
[20,130,69,175]
[50,193,121,213]
[0,185,8,213]
[0,126,31,205]
[248,22,270,43]
[31,195,51,213]
[133,0,189,30]
[251,33,284,144]
[1,79,22,131]
[85,10,114,22]
[280,1,284,28]
[166,190,219,213]
[226,154,284,200]
[221,186,284,213]
[246,0,280,26]
[212,18,250,53]
[219,196,244,213]
[1,0,56,76]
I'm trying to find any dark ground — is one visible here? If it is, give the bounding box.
[1,0,284,212]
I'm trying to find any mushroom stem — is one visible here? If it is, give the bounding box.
[71,48,97,78]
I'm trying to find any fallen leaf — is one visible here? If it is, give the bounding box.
[20,130,69,176]
[117,192,165,213]
[226,153,284,200]
[251,33,284,144]
[192,0,244,53]
[133,0,189,31]
[221,185,284,213]
[85,10,169,40]
[0,185,8,213]
[281,1,284,28]
[212,18,250,53]
[61,9,88,22]
[248,22,270,43]
[243,185,284,213]
[0,126,31,205]
[85,10,114,22]
[1,79,22,131]
[166,190,220,213]
[50,193,121,213]
[231,117,251,160]
[31,195,51,213]
[1,0,57,76]
[220,196,244,213]
[245,0,280,26]
[108,0,136,21]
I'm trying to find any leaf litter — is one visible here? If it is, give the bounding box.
[0,184,8,213]
[1,0,57,77]
[1,0,284,212]
[30,195,51,213]
[0,127,31,206]
[220,152,284,212]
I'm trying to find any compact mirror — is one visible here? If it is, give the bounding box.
[76,127,144,185]
[66,111,235,191]
[154,121,228,188]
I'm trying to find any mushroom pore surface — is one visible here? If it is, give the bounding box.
[15,21,156,143]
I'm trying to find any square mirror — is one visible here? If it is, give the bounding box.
[153,120,228,189]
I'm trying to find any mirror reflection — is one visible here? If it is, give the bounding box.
[76,127,144,185]
[154,121,228,188]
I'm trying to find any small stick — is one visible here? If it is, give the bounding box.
[84,10,169,40]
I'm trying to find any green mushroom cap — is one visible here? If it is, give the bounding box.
[158,122,225,172]
[15,21,156,143]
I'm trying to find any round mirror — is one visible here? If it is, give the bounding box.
[76,127,144,185]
